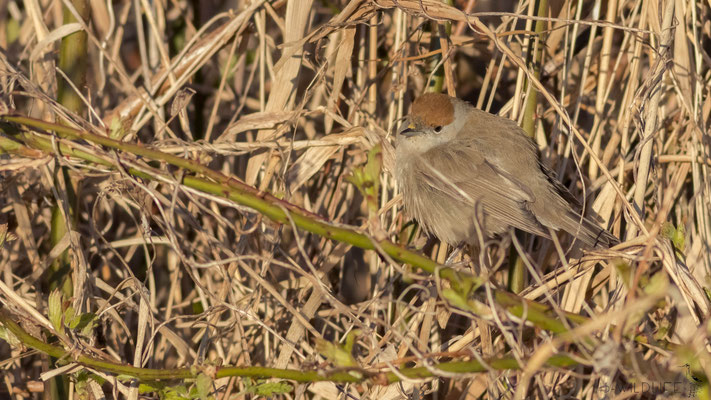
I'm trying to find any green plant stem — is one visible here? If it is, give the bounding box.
[57,0,90,114]
[0,116,670,344]
[521,0,547,136]
[509,0,548,295]
[0,117,672,359]
[52,1,90,396]
[426,0,452,93]
[0,308,577,383]
[0,115,478,294]
[51,0,91,298]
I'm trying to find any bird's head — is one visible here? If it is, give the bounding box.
[397,93,468,151]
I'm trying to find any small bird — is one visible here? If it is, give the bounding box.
[394,92,617,248]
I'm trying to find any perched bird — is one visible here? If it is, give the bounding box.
[394,92,617,248]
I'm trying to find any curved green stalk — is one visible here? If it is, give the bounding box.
[0,308,577,384]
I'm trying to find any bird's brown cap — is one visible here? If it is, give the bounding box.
[410,93,454,127]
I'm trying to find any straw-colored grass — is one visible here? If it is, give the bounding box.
[0,0,709,398]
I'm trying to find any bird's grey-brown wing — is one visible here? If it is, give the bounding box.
[450,107,617,247]
[414,142,549,240]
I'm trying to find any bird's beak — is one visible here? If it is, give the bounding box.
[398,122,421,137]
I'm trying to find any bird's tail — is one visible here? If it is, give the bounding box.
[565,212,619,249]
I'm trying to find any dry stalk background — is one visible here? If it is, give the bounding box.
[0,0,710,398]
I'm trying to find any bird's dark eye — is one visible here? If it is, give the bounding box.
[433,126,443,133]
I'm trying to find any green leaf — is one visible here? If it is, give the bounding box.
[108,117,125,140]
[161,384,190,400]
[64,305,78,328]
[0,325,21,347]
[248,381,293,396]
[346,145,382,214]
[364,145,382,193]
[48,290,64,334]
[614,261,632,289]
[344,329,361,353]
[73,371,90,400]
[661,222,686,252]
[138,380,168,394]
[643,271,669,296]
[315,336,359,368]
[195,373,212,400]
[192,300,204,314]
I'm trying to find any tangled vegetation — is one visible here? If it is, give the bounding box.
[0,0,709,398]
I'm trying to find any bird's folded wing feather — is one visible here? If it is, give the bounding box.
[417,144,548,237]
